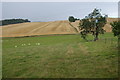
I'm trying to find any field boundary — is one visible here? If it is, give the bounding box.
[2,33,80,39]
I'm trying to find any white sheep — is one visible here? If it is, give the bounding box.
[15,45,17,48]
[38,43,40,45]
[28,43,31,45]
[36,43,40,45]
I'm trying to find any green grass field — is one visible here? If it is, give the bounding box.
[2,33,118,78]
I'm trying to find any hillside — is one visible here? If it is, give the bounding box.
[0,18,118,37]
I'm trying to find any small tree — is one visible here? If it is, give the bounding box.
[79,8,107,41]
[68,16,75,22]
[110,20,120,49]
[110,21,120,38]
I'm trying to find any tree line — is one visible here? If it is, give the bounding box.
[0,19,31,26]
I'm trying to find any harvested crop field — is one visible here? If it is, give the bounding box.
[0,18,118,37]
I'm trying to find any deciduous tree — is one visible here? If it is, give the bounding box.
[79,8,107,41]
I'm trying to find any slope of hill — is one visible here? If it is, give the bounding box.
[103,18,118,32]
[0,18,118,37]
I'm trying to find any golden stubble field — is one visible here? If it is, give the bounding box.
[0,18,118,37]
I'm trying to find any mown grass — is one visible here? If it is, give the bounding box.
[2,33,118,78]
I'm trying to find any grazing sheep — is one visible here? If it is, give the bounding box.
[28,43,31,45]
[22,44,26,46]
[36,43,40,45]
[15,45,17,48]
[38,43,40,45]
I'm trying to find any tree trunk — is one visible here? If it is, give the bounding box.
[94,32,98,41]
[118,37,120,52]
[94,27,99,41]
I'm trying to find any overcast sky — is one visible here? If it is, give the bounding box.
[2,2,118,22]
[1,0,119,2]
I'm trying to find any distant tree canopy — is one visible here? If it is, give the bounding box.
[68,16,75,22]
[68,16,80,22]
[79,8,107,41]
[68,16,79,22]
[0,19,31,26]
